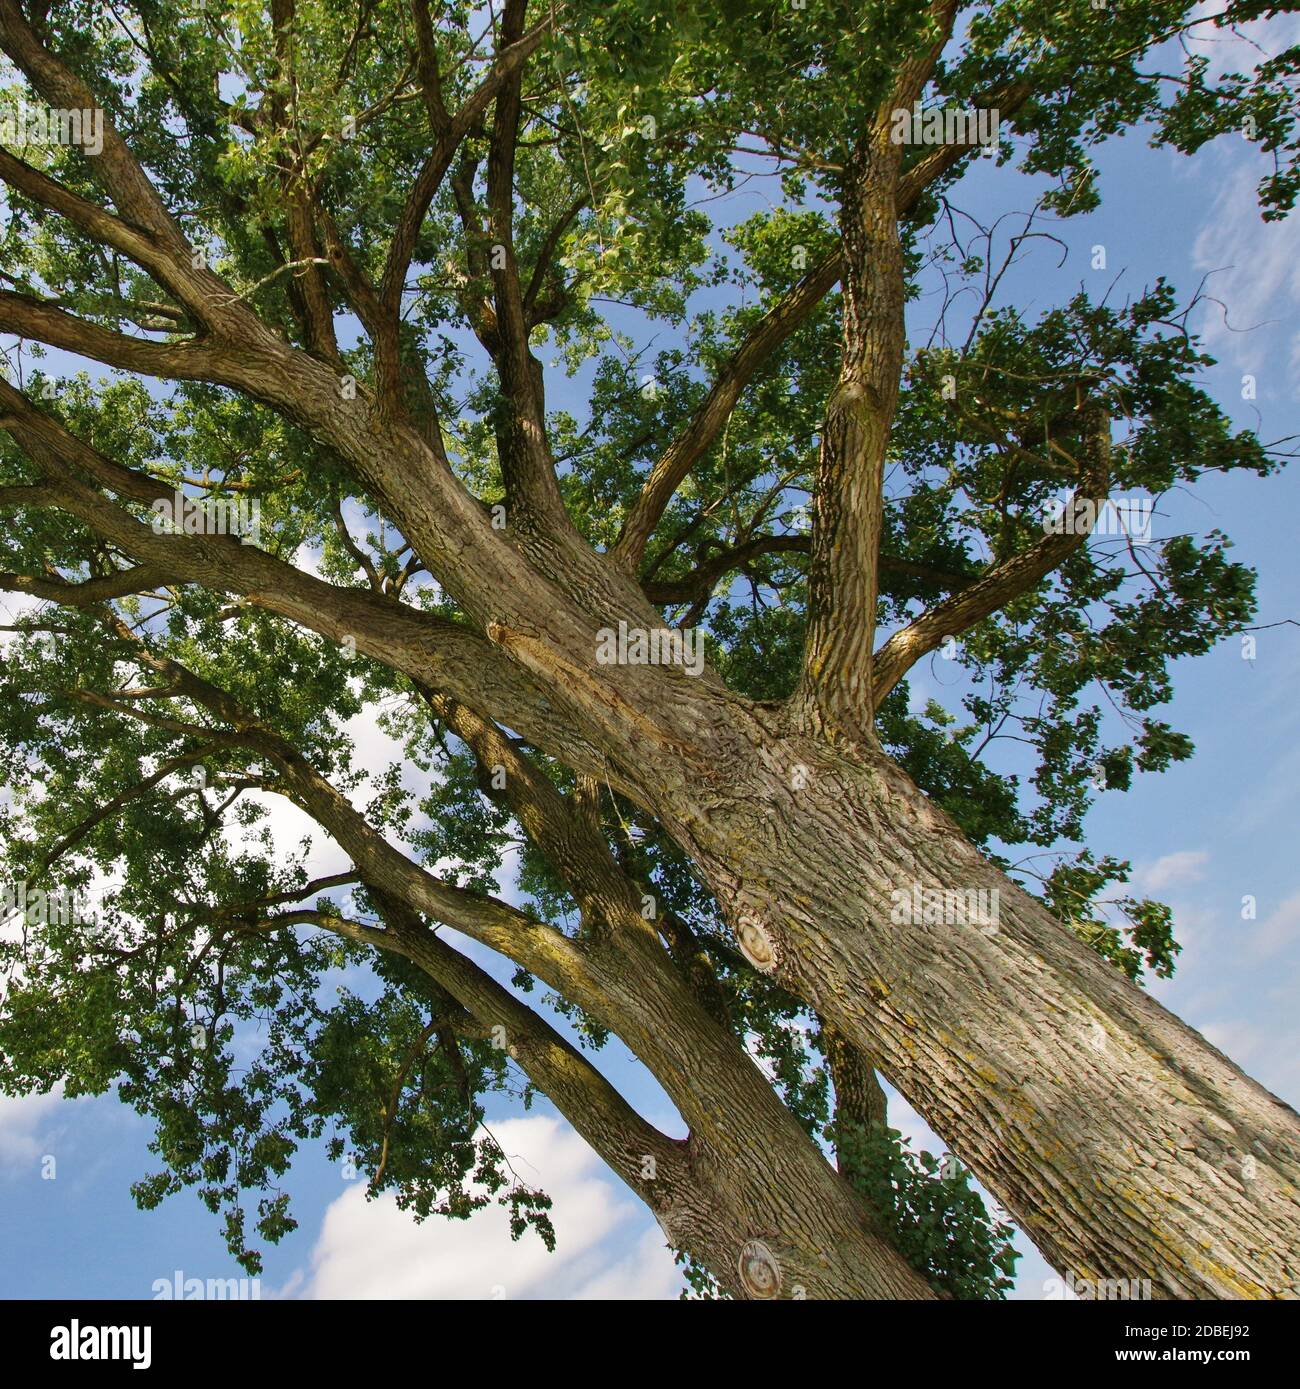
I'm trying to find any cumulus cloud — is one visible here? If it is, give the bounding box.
[279,1114,681,1300]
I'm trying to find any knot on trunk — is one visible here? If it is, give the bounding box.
[737,1239,782,1299]
[735,911,779,974]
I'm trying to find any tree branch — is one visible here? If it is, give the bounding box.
[0,378,578,758]
[361,887,687,1207]
[377,12,554,316]
[481,0,570,526]
[0,564,171,607]
[0,1,280,338]
[0,290,224,380]
[641,535,974,608]
[611,80,1032,576]
[870,404,1113,705]
[612,250,841,571]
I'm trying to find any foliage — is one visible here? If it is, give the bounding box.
[832,1121,1020,1300]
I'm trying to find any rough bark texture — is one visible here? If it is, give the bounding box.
[800,140,906,746]
[655,714,1300,1299]
[377,897,934,1300]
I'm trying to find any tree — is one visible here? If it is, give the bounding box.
[0,0,1297,1299]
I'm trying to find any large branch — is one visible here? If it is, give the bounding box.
[481,0,570,527]
[0,0,446,486]
[889,0,961,112]
[0,1,276,337]
[797,72,1035,747]
[0,379,607,771]
[0,564,172,608]
[869,405,1113,705]
[893,77,1033,208]
[823,1024,888,1148]
[377,13,553,316]
[363,889,687,1208]
[0,0,452,485]
[796,128,909,747]
[0,148,196,313]
[0,0,179,239]
[0,290,225,380]
[612,79,1031,576]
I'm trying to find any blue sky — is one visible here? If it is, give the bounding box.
[1,11,1298,1300]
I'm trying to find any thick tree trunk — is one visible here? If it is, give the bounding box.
[586,930,936,1299]
[659,712,1300,1299]
[279,750,933,1300]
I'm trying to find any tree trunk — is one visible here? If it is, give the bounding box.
[396,918,935,1300]
[282,760,934,1301]
[658,713,1300,1299]
[589,930,937,1298]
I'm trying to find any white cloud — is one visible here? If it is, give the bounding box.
[279,1114,681,1300]
[1187,4,1300,81]
[221,692,424,888]
[1185,0,1300,373]
[1134,849,1209,894]
[0,1088,64,1173]
[568,1225,683,1299]
[1192,157,1300,377]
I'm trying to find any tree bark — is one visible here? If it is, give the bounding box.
[2,0,1295,1301]
[800,140,905,746]
[249,699,933,1300]
[657,714,1300,1298]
